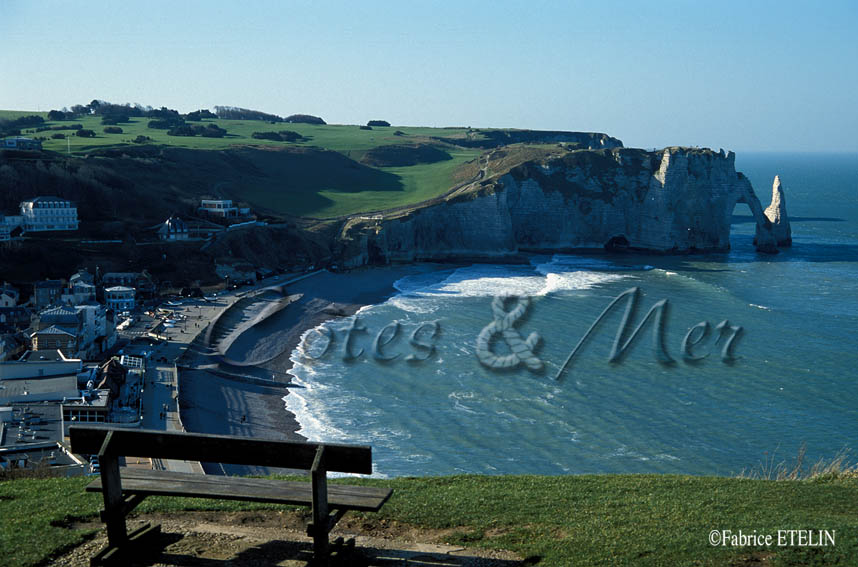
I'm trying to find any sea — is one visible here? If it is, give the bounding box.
[283,152,858,477]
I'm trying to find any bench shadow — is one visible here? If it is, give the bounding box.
[136,535,526,566]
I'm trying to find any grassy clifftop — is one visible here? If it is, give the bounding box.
[0,111,483,220]
[2,473,857,566]
[0,109,620,220]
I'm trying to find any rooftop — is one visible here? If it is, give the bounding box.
[24,196,74,205]
[105,285,135,293]
[0,404,80,468]
[60,388,109,408]
[40,306,81,322]
[18,349,78,363]
[32,325,76,337]
[0,374,78,404]
[0,404,63,448]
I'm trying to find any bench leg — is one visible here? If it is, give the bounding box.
[99,454,128,549]
[311,466,329,564]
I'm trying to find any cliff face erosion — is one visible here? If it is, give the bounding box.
[338,147,790,266]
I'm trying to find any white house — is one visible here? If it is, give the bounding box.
[75,303,115,357]
[157,216,189,240]
[2,137,42,151]
[104,286,135,313]
[20,197,79,232]
[199,199,239,218]
[0,283,18,307]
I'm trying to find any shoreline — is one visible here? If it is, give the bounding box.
[175,265,448,470]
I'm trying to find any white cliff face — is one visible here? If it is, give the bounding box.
[764,175,792,246]
[339,147,787,265]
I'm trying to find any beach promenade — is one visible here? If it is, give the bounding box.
[137,272,322,475]
[137,266,438,476]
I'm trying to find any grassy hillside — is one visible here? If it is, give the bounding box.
[2,473,857,566]
[1,110,483,219]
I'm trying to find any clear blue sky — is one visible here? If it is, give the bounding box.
[1,0,856,152]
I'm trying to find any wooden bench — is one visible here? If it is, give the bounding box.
[69,425,392,565]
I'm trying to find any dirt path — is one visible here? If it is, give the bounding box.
[51,510,525,566]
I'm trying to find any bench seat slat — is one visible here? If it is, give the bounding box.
[85,469,392,512]
[70,426,373,474]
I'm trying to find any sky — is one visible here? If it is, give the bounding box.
[1,0,857,152]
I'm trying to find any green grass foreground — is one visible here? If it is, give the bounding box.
[1,474,857,566]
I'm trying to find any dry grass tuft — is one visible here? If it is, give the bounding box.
[738,444,858,480]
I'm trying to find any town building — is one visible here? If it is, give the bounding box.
[157,216,189,240]
[0,348,83,382]
[61,388,111,424]
[2,137,42,151]
[102,272,155,298]
[199,198,240,218]
[0,283,18,307]
[28,303,114,360]
[0,215,23,240]
[60,280,96,306]
[0,349,102,473]
[33,280,64,309]
[30,305,83,358]
[0,306,30,362]
[0,349,144,473]
[104,286,135,313]
[69,268,95,286]
[0,214,24,242]
[101,272,138,287]
[19,197,79,232]
[0,333,26,362]
[33,305,82,335]
[30,326,78,357]
[0,404,85,474]
[0,372,79,404]
[74,303,115,357]
[0,307,30,330]
[0,216,9,242]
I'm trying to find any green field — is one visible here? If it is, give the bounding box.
[1,110,483,218]
[2,473,857,566]
[3,113,473,154]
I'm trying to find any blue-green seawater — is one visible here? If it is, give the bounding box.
[285,152,858,477]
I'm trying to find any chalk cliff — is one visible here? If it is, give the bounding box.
[764,175,792,246]
[338,147,787,266]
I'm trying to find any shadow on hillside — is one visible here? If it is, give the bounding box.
[223,146,406,217]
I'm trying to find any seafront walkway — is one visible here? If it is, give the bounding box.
[140,363,202,473]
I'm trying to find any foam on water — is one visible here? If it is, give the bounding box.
[285,326,354,443]
[281,156,858,477]
[390,255,643,300]
[284,255,645,475]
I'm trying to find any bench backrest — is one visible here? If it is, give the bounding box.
[69,426,372,474]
